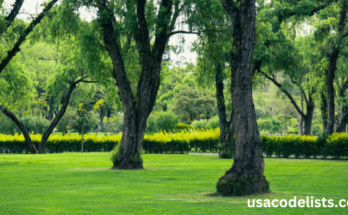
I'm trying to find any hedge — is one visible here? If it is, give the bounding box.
[1,130,348,159]
[0,133,121,153]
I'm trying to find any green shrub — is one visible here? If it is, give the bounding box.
[207,116,220,129]
[258,118,282,134]
[56,110,77,135]
[104,114,124,133]
[0,114,18,135]
[175,123,191,130]
[110,144,122,167]
[191,119,209,130]
[21,116,50,134]
[72,111,98,134]
[146,111,179,133]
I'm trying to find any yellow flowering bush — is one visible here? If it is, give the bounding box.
[1,130,348,158]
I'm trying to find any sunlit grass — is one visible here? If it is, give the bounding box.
[0,153,347,214]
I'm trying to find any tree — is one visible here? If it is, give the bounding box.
[93,0,191,169]
[191,0,232,143]
[0,0,59,153]
[322,0,347,134]
[173,85,215,121]
[260,35,316,135]
[216,0,269,196]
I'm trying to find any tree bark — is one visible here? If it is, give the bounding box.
[217,0,269,196]
[336,110,348,132]
[326,2,347,134]
[4,0,25,31]
[47,98,55,121]
[215,63,228,143]
[98,0,176,169]
[303,95,315,135]
[0,105,37,154]
[0,0,58,74]
[298,116,303,135]
[320,91,328,131]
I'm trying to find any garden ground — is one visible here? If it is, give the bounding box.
[0,153,347,214]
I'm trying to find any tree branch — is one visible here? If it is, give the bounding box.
[0,0,58,74]
[0,104,37,153]
[4,0,24,30]
[263,72,305,117]
[291,79,308,105]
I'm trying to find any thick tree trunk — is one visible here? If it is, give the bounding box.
[303,94,315,135]
[215,63,228,143]
[38,81,78,153]
[113,108,145,169]
[98,0,173,169]
[326,47,338,134]
[0,105,37,154]
[217,0,269,196]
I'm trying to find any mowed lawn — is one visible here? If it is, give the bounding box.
[0,154,348,214]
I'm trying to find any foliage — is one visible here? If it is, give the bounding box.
[191,116,220,130]
[2,130,348,158]
[0,133,121,153]
[173,85,216,121]
[56,109,77,135]
[146,111,179,134]
[110,144,122,167]
[174,123,191,130]
[0,114,18,135]
[103,114,124,134]
[258,118,283,134]
[21,116,50,134]
[72,104,98,134]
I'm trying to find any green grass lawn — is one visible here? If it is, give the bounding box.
[0,154,347,214]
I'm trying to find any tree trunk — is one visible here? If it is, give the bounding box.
[217,0,269,196]
[298,94,304,135]
[298,116,303,136]
[98,0,174,169]
[47,98,55,121]
[336,110,348,132]
[215,63,228,143]
[320,91,328,131]
[0,105,37,154]
[326,47,338,134]
[303,94,315,135]
[3,0,25,32]
[326,3,346,134]
[38,81,78,153]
